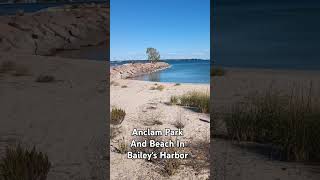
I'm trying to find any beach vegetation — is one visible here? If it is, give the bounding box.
[225,84,320,161]
[111,107,126,125]
[174,83,181,86]
[174,91,210,113]
[211,67,226,76]
[121,85,128,88]
[146,47,160,63]
[0,145,51,180]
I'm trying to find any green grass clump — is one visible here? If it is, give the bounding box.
[225,85,320,161]
[211,67,226,76]
[179,91,210,113]
[111,107,126,125]
[0,145,51,180]
[174,83,181,86]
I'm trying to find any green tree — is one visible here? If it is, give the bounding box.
[146,47,160,63]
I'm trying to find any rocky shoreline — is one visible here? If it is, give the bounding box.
[0,4,108,56]
[110,62,170,80]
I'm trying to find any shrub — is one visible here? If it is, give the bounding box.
[111,107,126,125]
[35,75,55,83]
[174,83,181,86]
[211,67,225,76]
[0,145,51,180]
[225,85,320,161]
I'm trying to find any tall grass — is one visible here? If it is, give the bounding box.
[225,84,320,161]
[0,145,51,180]
[171,91,210,113]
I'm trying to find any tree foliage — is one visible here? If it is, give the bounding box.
[146,47,160,63]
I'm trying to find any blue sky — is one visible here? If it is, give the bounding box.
[110,0,210,61]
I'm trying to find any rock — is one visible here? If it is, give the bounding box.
[110,62,170,80]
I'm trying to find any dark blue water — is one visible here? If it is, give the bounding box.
[214,1,320,70]
[0,1,107,15]
[111,60,210,84]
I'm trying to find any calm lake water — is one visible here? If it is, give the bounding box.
[111,60,210,84]
[214,1,320,70]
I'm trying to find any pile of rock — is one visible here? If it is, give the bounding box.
[110,62,170,80]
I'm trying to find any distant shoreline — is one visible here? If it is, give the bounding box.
[110,59,210,62]
[215,66,320,73]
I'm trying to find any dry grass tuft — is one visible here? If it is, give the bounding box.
[0,144,51,180]
[111,107,126,125]
[225,83,320,161]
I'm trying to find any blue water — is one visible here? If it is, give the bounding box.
[111,60,210,84]
[214,1,320,70]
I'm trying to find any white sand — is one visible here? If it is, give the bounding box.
[110,79,210,179]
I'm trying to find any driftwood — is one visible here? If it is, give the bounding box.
[199,118,210,123]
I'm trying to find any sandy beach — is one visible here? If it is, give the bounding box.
[0,4,108,180]
[0,53,108,179]
[110,78,210,179]
[212,67,320,180]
